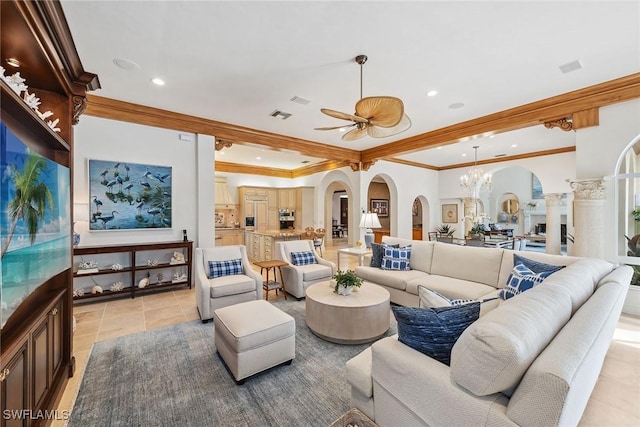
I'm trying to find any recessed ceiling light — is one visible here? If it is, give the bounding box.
[338,128,346,132]
[113,58,140,70]
[511,144,518,148]
[5,58,21,68]
[461,153,467,157]
[489,135,495,139]
[426,90,438,97]
[449,102,464,109]
[256,156,262,160]
[150,77,165,86]
[436,147,442,150]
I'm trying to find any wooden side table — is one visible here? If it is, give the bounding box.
[253,259,288,300]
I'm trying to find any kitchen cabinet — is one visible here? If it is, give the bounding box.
[279,188,297,210]
[216,229,245,246]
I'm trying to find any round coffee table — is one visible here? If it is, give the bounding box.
[305,281,390,344]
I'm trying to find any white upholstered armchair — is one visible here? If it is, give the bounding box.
[195,246,262,323]
[275,239,336,299]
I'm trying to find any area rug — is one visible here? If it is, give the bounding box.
[69,299,396,426]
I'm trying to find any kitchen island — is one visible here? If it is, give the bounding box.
[245,229,301,261]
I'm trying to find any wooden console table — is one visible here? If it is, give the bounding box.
[73,241,193,301]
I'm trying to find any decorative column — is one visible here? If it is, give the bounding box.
[544,194,563,255]
[462,197,476,236]
[568,178,605,259]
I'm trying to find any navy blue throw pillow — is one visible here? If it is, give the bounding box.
[513,254,564,274]
[392,303,480,366]
[370,243,386,267]
[370,243,400,268]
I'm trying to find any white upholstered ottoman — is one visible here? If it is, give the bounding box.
[213,299,295,384]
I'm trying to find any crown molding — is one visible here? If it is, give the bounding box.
[361,72,640,163]
[84,73,639,177]
[85,95,361,164]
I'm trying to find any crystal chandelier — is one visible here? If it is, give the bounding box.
[460,145,492,198]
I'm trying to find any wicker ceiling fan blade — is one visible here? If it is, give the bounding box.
[342,126,369,141]
[314,124,355,131]
[367,114,412,138]
[355,96,404,128]
[320,108,368,123]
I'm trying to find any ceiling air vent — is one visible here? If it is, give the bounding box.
[301,160,310,164]
[559,59,583,74]
[290,96,311,105]
[494,153,507,158]
[269,110,292,120]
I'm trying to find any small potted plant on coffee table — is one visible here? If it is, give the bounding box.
[331,269,363,296]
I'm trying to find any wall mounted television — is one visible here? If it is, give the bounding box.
[0,120,71,328]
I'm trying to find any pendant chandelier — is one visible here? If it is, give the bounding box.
[460,145,492,198]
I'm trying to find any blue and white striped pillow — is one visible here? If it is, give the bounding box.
[418,286,475,307]
[380,246,412,271]
[290,251,317,266]
[499,263,555,300]
[208,258,243,279]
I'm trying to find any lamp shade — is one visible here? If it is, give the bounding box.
[359,212,381,229]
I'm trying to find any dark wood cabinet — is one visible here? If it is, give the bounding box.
[73,241,193,301]
[0,1,98,424]
[1,292,65,427]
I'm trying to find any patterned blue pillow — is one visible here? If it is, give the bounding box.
[392,303,480,365]
[417,286,475,307]
[499,263,555,300]
[381,246,412,271]
[513,254,565,274]
[208,258,243,279]
[290,251,317,266]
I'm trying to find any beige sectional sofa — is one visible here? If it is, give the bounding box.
[348,237,632,427]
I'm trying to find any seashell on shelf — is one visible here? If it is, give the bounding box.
[110,282,124,292]
[91,285,103,294]
[73,288,85,297]
[111,263,123,271]
[138,277,149,288]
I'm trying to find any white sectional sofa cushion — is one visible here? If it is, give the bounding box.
[450,282,573,396]
[347,236,632,426]
[430,243,504,287]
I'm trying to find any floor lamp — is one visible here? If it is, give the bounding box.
[360,212,381,248]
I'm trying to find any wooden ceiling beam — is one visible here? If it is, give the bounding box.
[85,95,361,163]
[361,73,640,163]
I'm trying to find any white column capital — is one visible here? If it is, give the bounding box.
[567,178,605,200]
[544,193,564,206]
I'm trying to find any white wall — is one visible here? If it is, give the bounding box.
[74,99,640,262]
[73,116,200,247]
[575,100,640,260]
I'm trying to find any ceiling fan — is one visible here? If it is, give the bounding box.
[315,54,411,141]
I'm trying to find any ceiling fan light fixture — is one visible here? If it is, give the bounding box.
[316,54,411,141]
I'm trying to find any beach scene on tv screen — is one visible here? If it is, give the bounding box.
[0,121,71,327]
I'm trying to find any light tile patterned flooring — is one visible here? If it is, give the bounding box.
[53,240,640,426]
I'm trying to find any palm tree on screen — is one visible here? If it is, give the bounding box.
[1,152,53,258]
